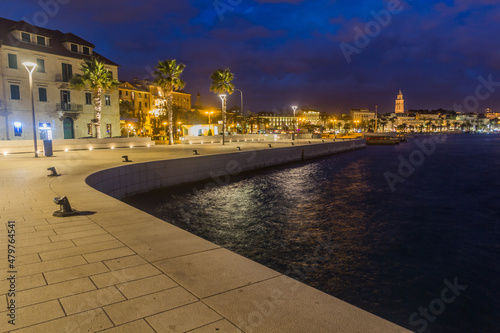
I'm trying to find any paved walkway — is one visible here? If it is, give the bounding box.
[0,142,411,332]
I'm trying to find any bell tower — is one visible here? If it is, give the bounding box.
[395,90,404,114]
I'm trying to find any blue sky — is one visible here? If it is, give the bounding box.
[2,0,499,114]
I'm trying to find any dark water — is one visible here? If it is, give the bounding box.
[124,134,500,333]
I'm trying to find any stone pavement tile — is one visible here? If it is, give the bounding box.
[45,215,91,224]
[49,227,108,242]
[99,319,155,333]
[73,233,116,246]
[83,246,135,263]
[204,275,412,333]
[0,273,46,292]
[35,219,94,231]
[15,236,52,247]
[146,301,222,333]
[116,274,178,299]
[16,253,41,266]
[107,222,220,262]
[39,240,124,261]
[17,229,56,240]
[11,218,49,228]
[60,286,126,315]
[16,277,96,308]
[91,263,161,288]
[14,308,114,333]
[103,254,148,271]
[0,300,64,332]
[91,211,155,228]
[17,239,75,256]
[44,262,110,284]
[17,255,87,277]
[104,287,198,326]
[53,223,102,235]
[154,248,281,298]
[190,319,244,333]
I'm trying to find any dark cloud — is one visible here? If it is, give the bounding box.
[1,0,499,113]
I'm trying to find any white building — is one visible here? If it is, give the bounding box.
[0,18,120,141]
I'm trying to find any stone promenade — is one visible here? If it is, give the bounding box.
[0,141,410,332]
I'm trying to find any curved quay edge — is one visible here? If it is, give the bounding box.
[75,139,411,332]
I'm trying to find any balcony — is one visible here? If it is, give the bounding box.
[55,74,73,82]
[56,103,83,112]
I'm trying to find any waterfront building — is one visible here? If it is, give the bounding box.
[395,89,404,114]
[249,111,295,132]
[118,81,152,135]
[299,109,321,125]
[350,108,376,122]
[0,18,120,140]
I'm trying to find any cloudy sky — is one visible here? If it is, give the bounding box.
[2,0,499,114]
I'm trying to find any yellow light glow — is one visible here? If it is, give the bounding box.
[3,152,7,156]
[111,147,115,150]
[89,147,93,151]
[130,145,133,148]
[64,148,69,152]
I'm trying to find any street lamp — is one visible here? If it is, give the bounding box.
[291,105,297,140]
[234,89,243,115]
[23,62,38,158]
[219,94,227,145]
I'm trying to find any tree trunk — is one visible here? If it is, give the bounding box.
[94,88,102,139]
[167,92,174,145]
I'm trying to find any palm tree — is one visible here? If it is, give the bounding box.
[70,58,119,139]
[154,60,186,145]
[210,68,234,145]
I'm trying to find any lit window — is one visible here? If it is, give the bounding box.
[105,95,111,106]
[14,122,22,136]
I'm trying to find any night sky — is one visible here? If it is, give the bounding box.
[2,0,499,114]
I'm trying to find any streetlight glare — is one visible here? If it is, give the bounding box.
[22,62,38,73]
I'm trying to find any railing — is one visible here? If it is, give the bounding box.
[55,74,72,82]
[56,103,83,112]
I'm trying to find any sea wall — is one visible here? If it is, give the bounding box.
[86,139,366,199]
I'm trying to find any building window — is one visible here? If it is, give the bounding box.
[87,123,93,136]
[36,36,46,46]
[139,101,142,108]
[131,92,135,99]
[36,59,45,73]
[82,46,90,55]
[8,54,18,69]
[106,124,112,136]
[85,92,92,105]
[10,85,20,100]
[139,93,142,97]
[70,43,78,52]
[105,95,111,106]
[62,63,72,82]
[145,102,148,108]
[21,32,30,42]
[125,91,128,96]
[38,88,47,102]
[119,90,122,96]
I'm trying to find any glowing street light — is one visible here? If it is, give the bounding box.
[291,105,298,140]
[220,94,227,145]
[163,122,167,142]
[23,62,38,158]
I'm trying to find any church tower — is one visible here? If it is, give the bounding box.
[195,90,203,109]
[395,90,404,114]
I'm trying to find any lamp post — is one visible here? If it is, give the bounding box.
[291,105,297,140]
[219,94,227,145]
[205,111,213,136]
[234,89,243,115]
[23,62,38,157]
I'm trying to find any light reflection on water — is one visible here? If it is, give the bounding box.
[124,134,500,333]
